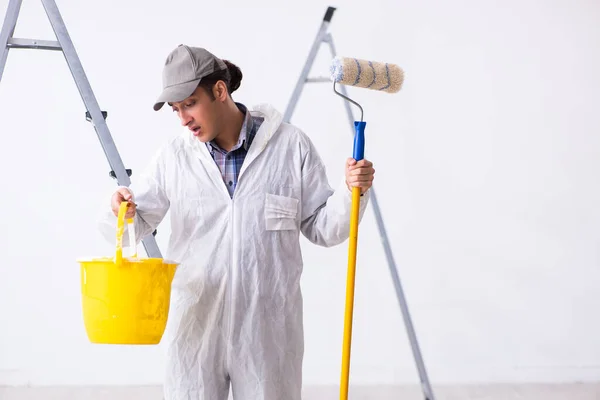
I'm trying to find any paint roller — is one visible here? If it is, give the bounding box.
[330,56,404,400]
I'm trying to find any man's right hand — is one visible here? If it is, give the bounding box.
[111,187,136,218]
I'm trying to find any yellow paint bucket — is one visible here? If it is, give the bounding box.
[77,201,178,345]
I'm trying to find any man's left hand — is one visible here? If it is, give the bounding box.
[345,157,375,195]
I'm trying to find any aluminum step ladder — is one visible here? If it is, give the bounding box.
[283,6,436,400]
[0,0,162,258]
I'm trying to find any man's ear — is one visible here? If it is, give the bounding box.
[213,81,228,101]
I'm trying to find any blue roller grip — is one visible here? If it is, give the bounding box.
[353,121,366,162]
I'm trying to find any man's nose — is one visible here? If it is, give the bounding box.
[180,112,193,127]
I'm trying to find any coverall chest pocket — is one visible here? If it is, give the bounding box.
[264,193,299,231]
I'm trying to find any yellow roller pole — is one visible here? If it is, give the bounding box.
[340,119,366,400]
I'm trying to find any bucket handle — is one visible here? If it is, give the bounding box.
[115,201,137,264]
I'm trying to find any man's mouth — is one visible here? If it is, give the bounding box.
[190,126,201,135]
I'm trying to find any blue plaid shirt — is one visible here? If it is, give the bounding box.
[206,103,264,197]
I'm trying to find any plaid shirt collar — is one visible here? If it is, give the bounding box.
[206,103,255,154]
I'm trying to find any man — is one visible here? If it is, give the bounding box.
[100,45,375,399]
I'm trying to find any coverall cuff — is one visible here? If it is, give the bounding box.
[340,177,370,209]
[342,177,371,201]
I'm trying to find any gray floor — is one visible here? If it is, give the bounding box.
[1,383,600,399]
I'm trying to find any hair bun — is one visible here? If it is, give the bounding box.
[223,60,242,94]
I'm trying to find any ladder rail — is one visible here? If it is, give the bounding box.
[0,0,22,80]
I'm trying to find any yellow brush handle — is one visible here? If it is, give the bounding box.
[115,202,134,264]
[115,202,128,264]
[127,217,137,259]
[340,186,362,400]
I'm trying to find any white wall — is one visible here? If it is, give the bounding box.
[1,0,599,389]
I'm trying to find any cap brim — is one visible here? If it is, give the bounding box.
[153,78,201,111]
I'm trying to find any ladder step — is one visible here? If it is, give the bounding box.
[7,38,61,51]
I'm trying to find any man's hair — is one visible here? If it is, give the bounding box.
[198,60,243,100]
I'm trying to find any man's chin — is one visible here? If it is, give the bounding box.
[193,133,210,142]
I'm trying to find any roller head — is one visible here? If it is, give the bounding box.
[330,56,404,94]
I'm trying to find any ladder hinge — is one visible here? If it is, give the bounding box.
[85,110,108,122]
[109,169,132,180]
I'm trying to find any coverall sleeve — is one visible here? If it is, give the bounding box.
[299,136,370,248]
[97,149,170,247]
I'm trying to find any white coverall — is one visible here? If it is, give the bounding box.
[98,103,370,399]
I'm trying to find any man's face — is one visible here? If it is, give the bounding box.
[169,86,221,143]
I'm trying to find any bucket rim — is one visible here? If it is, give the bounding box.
[76,256,179,265]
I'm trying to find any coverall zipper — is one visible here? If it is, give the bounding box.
[224,192,236,376]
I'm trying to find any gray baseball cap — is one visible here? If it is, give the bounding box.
[153,44,228,111]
